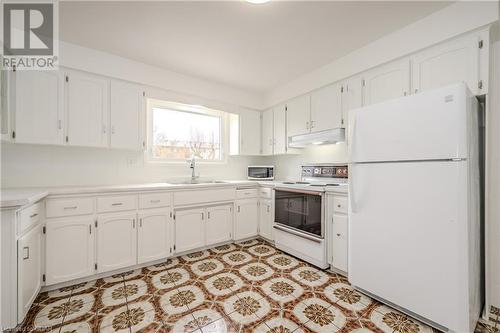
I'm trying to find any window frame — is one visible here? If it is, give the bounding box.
[146,98,228,164]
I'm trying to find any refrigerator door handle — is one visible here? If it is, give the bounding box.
[349,164,357,213]
[347,114,357,160]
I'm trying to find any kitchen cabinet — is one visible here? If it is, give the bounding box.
[13,70,63,145]
[65,69,109,147]
[286,95,310,137]
[259,199,273,241]
[206,205,232,246]
[1,69,11,141]
[239,109,261,155]
[327,194,348,273]
[411,33,481,95]
[17,224,42,322]
[137,209,171,264]
[174,208,205,253]
[363,58,410,106]
[341,76,363,140]
[45,217,95,285]
[110,80,144,150]
[310,83,343,132]
[97,213,137,273]
[273,105,287,155]
[234,199,259,240]
[261,109,274,155]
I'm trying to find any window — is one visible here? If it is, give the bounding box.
[147,99,226,162]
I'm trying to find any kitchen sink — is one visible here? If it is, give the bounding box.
[166,179,227,185]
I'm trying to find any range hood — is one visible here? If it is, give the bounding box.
[288,128,345,148]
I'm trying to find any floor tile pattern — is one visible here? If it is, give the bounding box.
[17,239,498,333]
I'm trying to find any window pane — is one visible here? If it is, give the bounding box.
[152,107,222,160]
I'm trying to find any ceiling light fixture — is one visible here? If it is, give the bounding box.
[246,0,271,4]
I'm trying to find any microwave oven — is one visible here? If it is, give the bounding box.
[248,166,274,180]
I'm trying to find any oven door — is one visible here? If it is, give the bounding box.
[274,188,324,239]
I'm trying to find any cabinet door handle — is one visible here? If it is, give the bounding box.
[237,206,240,213]
[150,199,160,203]
[139,218,142,227]
[89,225,92,234]
[337,204,341,208]
[102,124,107,134]
[202,213,204,220]
[29,213,38,218]
[207,212,210,219]
[23,246,30,260]
[132,219,135,228]
[111,202,123,206]
[267,205,270,213]
[336,233,341,237]
[64,206,77,210]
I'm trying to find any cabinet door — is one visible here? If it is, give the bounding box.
[310,83,342,132]
[45,217,95,285]
[363,59,410,106]
[331,213,348,272]
[110,80,143,150]
[66,70,109,147]
[14,70,63,145]
[240,109,261,155]
[411,34,479,95]
[274,105,287,155]
[174,208,205,253]
[259,199,273,241]
[97,213,137,273]
[261,109,274,155]
[137,210,171,264]
[341,76,363,141]
[286,95,310,137]
[17,225,42,322]
[206,205,232,246]
[234,199,258,240]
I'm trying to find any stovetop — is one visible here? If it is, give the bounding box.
[275,164,348,192]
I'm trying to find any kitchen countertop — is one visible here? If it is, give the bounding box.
[1,179,347,209]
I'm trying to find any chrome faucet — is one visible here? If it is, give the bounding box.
[187,156,198,181]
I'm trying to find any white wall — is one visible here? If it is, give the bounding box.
[0,143,265,188]
[262,143,347,181]
[265,1,499,108]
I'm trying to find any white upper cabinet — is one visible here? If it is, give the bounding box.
[310,83,343,132]
[110,80,143,150]
[65,70,109,147]
[273,105,287,155]
[411,33,481,95]
[45,217,95,285]
[363,58,410,106]
[97,213,137,273]
[137,209,171,264]
[14,70,63,145]
[341,76,363,133]
[261,109,274,155]
[239,109,261,155]
[286,95,310,137]
[206,205,232,246]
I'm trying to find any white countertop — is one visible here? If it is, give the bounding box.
[1,179,347,209]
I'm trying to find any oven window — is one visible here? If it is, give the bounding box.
[274,190,322,237]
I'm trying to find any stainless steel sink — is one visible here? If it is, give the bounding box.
[166,179,227,185]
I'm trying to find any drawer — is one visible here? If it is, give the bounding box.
[259,187,272,199]
[139,192,171,209]
[46,197,94,218]
[333,196,348,214]
[236,189,258,199]
[97,195,137,213]
[18,202,42,234]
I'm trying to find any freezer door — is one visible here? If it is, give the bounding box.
[348,83,471,163]
[348,161,474,332]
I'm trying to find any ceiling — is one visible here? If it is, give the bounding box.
[60,1,451,94]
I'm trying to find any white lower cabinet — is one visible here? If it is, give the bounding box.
[206,205,232,246]
[174,208,205,253]
[137,209,171,264]
[234,199,258,240]
[97,213,137,273]
[327,194,348,273]
[45,216,95,285]
[17,224,42,322]
[259,199,273,241]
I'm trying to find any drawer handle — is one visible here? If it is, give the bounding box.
[64,206,77,210]
[337,204,341,208]
[337,233,341,237]
[111,203,123,206]
[29,213,38,218]
[23,246,30,260]
[150,200,161,203]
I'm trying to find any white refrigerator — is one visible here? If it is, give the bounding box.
[348,83,482,333]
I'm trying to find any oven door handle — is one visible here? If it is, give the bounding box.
[273,224,323,243]
[275,188,323,196]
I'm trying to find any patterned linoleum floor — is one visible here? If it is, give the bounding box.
[18,238,500,333]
